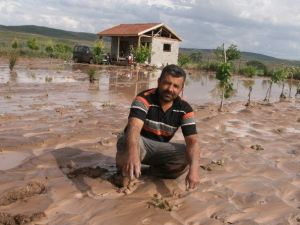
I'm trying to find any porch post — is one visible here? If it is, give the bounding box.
[138,35,141,48]
[117,36,120,61]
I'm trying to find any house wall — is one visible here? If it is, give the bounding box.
[150,37,180,67]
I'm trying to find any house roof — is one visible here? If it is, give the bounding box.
[97,23,181,41]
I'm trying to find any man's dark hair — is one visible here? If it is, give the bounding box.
[159,64,186,81]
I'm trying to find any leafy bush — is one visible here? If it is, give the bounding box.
[87,68,96,83]
[27,38,39,51]
[190,51,202,63]
[53,43,72,60]
[246,60,267,75]
[239,66,257,77]
[11,39,18,49]
[201,62,219,71]
[9,51,18,71]
[178,53,190,67]
[45,41,54,57]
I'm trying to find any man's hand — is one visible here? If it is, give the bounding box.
[124,117,144,180]
[184,134,200,190]
[123,152,141,180]
[185,167,200,190]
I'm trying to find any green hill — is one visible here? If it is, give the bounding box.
[0,25,98,42]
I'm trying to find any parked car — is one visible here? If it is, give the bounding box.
[72,45,94,64]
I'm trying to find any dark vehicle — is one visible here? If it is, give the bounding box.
[72,45,94,64]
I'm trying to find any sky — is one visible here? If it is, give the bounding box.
[1,0,300,60]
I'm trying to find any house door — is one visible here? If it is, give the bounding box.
[120,41,129,58]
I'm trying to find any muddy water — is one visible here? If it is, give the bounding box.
[0,151,31,170]
[0,64,299,114]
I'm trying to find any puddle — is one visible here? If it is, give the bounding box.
[285,128,300,134]
[0,151,31,170]
[224,119,274,138]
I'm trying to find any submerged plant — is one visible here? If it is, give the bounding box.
[87,68,96,83]
[264,68,288,102]
[147,193,173,211]
[9,51,18,71]
[242,65,257,107]
[216,62,233,111]
[286,66,296,98]
[214,43,240,111]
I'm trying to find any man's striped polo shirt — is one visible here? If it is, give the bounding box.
[128,88,197,142]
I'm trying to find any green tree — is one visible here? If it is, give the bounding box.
[27,38,39,51]
[133,45,151,64]
[216,62,233,111]
[226,44,241,61]
[214,44,238,111]
[214,44,241,62]
[93,40,105,64]
[264,68,288,102]
[178,53,191,67]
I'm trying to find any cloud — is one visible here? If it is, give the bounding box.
[1,0,300,59]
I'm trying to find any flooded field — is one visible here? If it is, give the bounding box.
[0,63,299,115]
[0,60,299,225]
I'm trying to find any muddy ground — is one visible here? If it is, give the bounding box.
[0,58,300,225]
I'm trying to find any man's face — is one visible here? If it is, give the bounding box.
[158,74,185,103]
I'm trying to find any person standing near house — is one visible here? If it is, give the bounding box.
[116,64,200,190]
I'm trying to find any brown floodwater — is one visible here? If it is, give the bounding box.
[0,64,299,114]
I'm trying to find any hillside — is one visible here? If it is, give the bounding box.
[1,24,300,67]
[180,48,300,67]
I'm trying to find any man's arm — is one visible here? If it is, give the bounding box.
[124,117,144,180]
[184,134,200,190]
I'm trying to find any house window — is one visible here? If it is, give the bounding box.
[163,43,171,52]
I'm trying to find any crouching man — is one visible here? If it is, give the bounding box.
[116,64,200,190]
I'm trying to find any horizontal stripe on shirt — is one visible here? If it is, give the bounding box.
[145,119,178,134]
